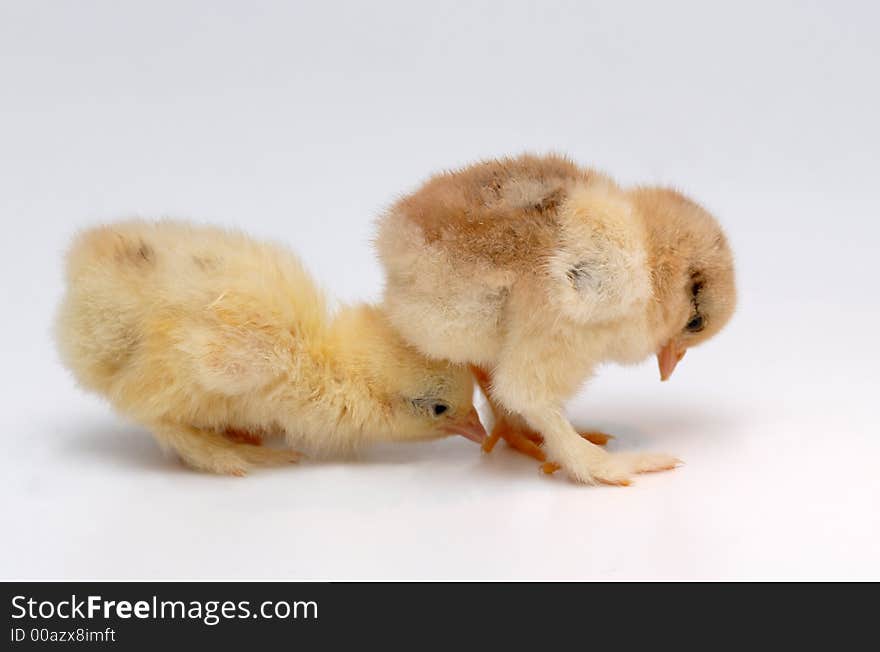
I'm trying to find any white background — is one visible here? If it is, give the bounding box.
[2,1,878,580]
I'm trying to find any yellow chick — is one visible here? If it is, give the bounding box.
[56,220,485,475]
[376,154,736,485]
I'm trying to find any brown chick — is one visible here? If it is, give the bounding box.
[376,154,736,485]
[56,220,485,475]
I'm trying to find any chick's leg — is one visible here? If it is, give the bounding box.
[488,363,678,484]
[522,409,680,485]
[224,427,264,446]
[483,282,681,483]
[471,365,610,462]
[486,413,545,460]
[490,415,612,459]
[152,421,300,476]
[472,366,534,456]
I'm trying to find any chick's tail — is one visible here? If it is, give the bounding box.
[55,224,161,395]
[64,223,158,279]
[151,421,300,476]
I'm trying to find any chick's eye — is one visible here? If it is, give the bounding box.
[411,397,449,417]
[685,315,704,332]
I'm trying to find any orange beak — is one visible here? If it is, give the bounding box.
[442,407,487,444]
[657,341,687,381]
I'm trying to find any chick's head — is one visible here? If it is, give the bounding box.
[632,187,737,380]
[337,305,485,444]
[383,344,484,444]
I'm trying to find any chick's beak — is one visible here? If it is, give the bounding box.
[657,340,687,381]
[442,407,487,444]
